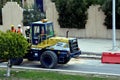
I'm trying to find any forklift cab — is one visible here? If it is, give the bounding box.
[31,21,54,45]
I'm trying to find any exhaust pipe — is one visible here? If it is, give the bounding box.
[66,30,69,38]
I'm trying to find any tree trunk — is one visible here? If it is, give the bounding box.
[6,59,11,77]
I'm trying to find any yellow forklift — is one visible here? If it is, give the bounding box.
[12,19,81,68]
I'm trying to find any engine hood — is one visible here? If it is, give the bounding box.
[32,36,76,49]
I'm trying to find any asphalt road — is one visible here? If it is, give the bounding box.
[59,59,120,75]
[0,58,120,76]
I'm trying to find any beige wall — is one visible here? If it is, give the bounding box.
[2,2,23,32]
[1,1,120,39]
[26,0,34,8]
[0,25,2,31]
[44,0,86,38]
[86,5,107,38]
[45,0,120,39]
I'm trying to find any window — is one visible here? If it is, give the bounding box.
[41,26,45,34]
[0,8,3,25]
[34,26,40,37]
[46,24,54,37]
[0,0,4,25]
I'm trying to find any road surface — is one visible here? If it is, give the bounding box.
[0,58,120,76]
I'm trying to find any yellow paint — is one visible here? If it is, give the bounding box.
[32,37,69,49]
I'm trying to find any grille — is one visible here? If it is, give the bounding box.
[69,39,79,53]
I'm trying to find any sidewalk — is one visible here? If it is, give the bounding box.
[78,39,120,58]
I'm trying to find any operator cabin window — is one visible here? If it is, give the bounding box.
[46,24,54,37]
[34,26,40,37]
[41,26,45,34]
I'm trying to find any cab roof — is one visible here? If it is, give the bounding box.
[32,21,52,25]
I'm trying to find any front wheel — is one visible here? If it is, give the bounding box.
[40,51,58,68]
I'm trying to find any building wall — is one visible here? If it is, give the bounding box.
[0,25,2,31]
[26,0,34,8]
[2,2,23,32]
[86,5,107,38]
[1,1,120,39]
[45,0,120,39]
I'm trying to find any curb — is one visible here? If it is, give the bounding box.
[1,65,120,77]
[79,54,101,59]
[80,51,102,59]
[81,51,102,56]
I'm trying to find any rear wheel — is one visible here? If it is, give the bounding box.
[10,58,23,65]
[40,51,58,68]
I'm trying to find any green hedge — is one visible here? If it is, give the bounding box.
[53,0,89,29]
[101,0,120,29]
[52,0,103,29]
[0,31,29,60]
[52,0,120,29]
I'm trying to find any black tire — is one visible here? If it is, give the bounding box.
[40,51,58,68]
[26,50,34,61]
[10,58,23,65]
[58,57,71,64]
